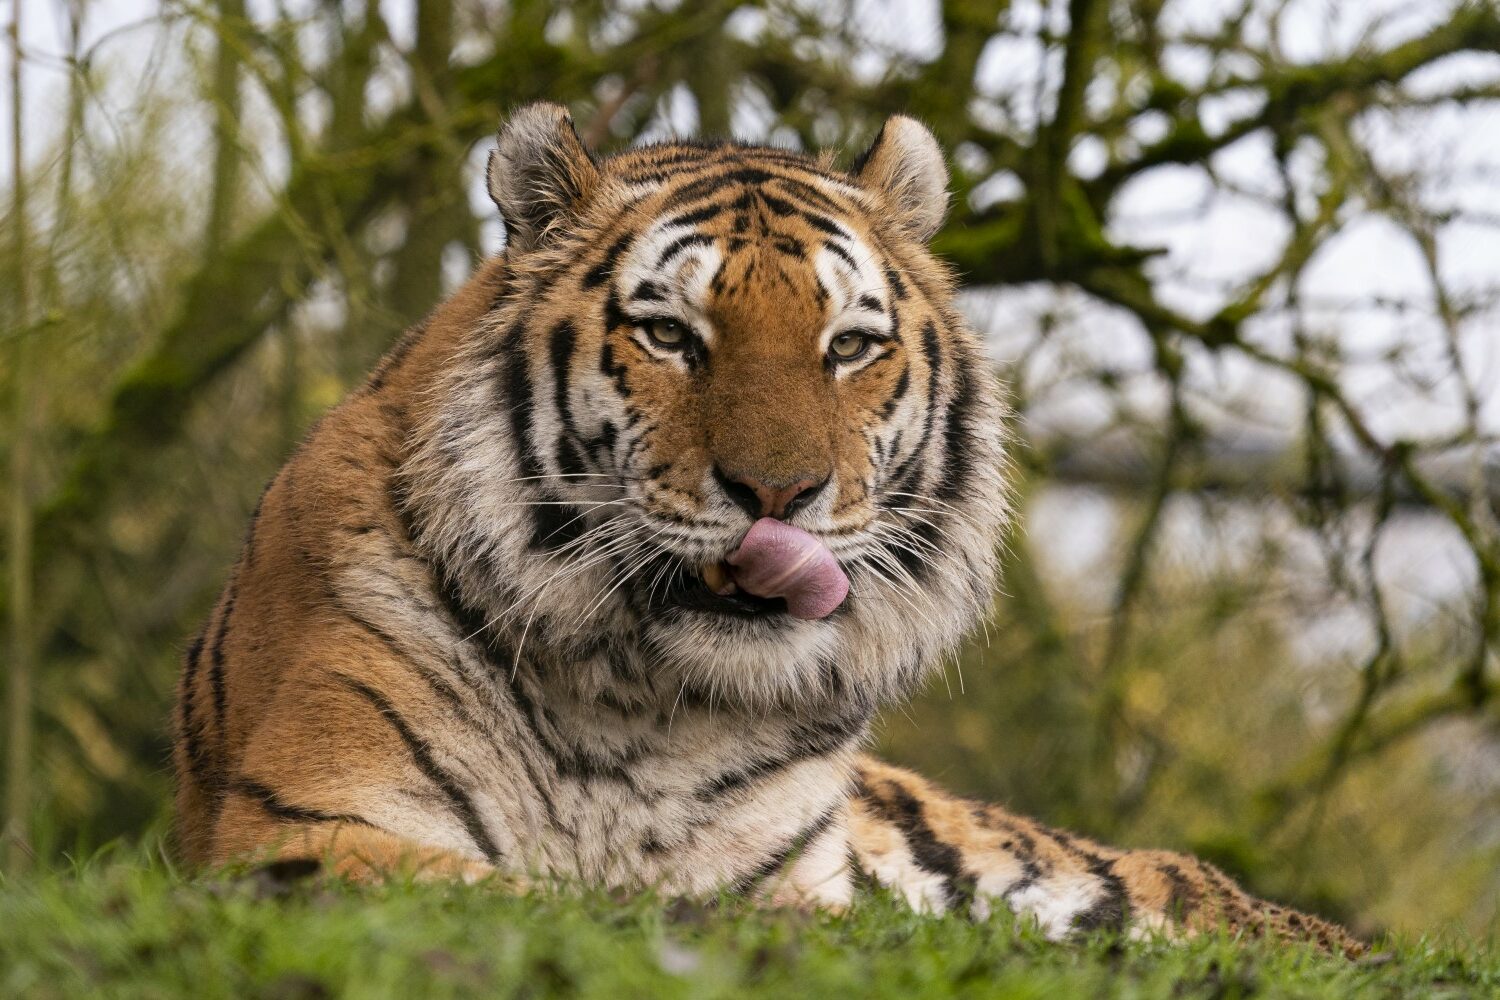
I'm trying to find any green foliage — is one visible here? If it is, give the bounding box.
[1,857,1494,999]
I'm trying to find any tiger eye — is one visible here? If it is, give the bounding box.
[829,331,872,361]
[644,318,687,348]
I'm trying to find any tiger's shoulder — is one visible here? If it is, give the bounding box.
[171,258,507,864]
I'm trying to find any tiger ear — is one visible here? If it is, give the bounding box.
[851,115,949,242]
[487,102,601,253]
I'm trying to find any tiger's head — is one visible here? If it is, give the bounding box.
[405,103,1011,711]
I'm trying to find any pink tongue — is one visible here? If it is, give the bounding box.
[726,518,849,620]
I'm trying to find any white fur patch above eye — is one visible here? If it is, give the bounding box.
[813,237,886,316]
[617,223,723,347]
[813,237,893,378]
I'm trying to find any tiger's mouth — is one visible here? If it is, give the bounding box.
[663,562,792,617]
[639,518,852,620]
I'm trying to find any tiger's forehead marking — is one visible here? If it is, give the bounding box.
[608,155,891,347]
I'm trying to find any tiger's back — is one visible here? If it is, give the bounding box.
[174,103,1363,956]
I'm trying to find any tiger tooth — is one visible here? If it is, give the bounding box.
[702,562,736,595]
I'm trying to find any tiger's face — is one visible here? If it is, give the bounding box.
[406,104,1011,710]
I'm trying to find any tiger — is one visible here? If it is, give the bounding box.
[172,101,1363,957]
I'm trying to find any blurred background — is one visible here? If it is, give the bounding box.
[1,0,1497,940]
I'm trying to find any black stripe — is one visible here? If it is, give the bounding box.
[336,674,502,863]
[583,418,618,466]
[758,192,798,217]
[617,157,743,188]
[233,777,373,827]
[886,320,943,486]
[696,755,795,801]
[730,806,840,896]
[757,190,847,237]
[769,235,805,259]
[178,625,214,783]
[822,240,860,272]
[966,809,1050,905]
[919,318,943,377]
[555,438,589,480]
[431,569,499,654]
[529,493,587,550]
[1038,826,1131,933]
[656,232,713,268]
[860,778,975,911]
[885,266,908,300]
[851,121,887,176]
[600,293,633,399]
[390,491,551,834]
[973,808,1047,900]
[901,324,942,457]
[511,668,643,788]
[207,580,238,742]
[366,319,428,393]
[548,320,591,482]
[1070,855,1130,932]
[500,331,583,551]
[461,629,643,790]
[879,320,946,578]
[667,167,778,208]
[847,844,881,895]
[242,483,270,565]
[348,613,470,718]
[768,175,847,215]
[583,232,634,289]
[1159,863,1201,921]
[693,721,864,800]
[662,201,729,229]
[933,351,977,505]
[880,364,911,419]
[549,320,578,427]
[500,332,543,480]
[423,580,570,833]
[659,162,846,216]
[799,210,848,239]
[788,699,874,755]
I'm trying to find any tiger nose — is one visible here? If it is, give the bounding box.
[713,467,829,521]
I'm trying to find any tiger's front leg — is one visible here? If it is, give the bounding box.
[846,757,1364,957]
[210,794,499,886]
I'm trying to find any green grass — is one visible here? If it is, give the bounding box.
[1,852,1494,999]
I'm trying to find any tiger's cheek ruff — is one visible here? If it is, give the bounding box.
[400,173,1013,713]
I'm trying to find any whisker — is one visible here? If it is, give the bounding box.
[880,490,969,518]
[574,526,667,624]
[464,515,631,641]
[509,520,651,672]
[495,473,639,485]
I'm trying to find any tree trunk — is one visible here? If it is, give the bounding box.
[204,0,247,253]
[5,0,35,874]
[386,0,464,327]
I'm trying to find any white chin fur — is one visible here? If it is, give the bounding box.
[642,612,843,706]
